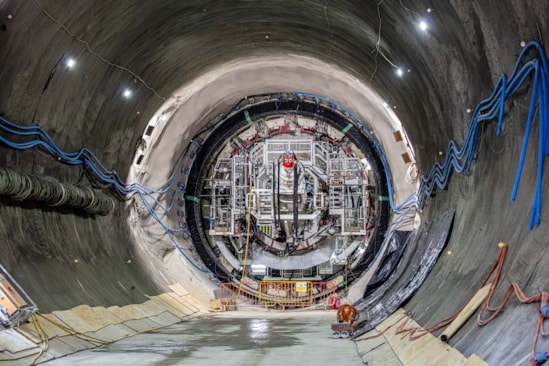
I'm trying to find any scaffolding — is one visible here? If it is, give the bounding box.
[204,127,372,281]
[328,157,368,235]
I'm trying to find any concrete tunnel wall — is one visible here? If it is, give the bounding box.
[0,0,547,364]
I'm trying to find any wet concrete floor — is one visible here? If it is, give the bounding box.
[42,310,364,366]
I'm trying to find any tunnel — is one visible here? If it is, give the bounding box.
[0,0,548,365]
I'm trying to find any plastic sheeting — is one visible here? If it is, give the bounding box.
[353,210,455,337]
[362,230,411,298]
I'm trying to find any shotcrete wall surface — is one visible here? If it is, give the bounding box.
[0,1,547,364]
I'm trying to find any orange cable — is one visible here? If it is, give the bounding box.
[370,244,545,346]
[354,312,410,342]
[477,245,541,325]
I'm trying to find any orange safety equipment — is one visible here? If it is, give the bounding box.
[337,304,359,333]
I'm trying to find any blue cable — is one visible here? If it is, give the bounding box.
[0,114,207,271]
[138,192,207,272]
[296,42,548,232]
[417,41,548,231]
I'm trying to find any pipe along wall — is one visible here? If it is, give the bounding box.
[0,167,114,216]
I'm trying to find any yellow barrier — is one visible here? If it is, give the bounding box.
[219,281,336,308]
[259,281,313,306]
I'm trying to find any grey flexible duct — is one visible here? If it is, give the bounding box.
[0,167,115,215]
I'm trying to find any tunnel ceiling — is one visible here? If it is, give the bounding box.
[0,1,548,365]
[0,0,523,173]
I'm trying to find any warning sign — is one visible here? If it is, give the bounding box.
[295,282,308,293]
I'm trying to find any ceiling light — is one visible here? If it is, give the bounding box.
[396,68,404,77]
[419,20,428,31]
[123,88,132,98]
[65,58,75,68]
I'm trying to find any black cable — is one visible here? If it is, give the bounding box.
[272,160,278,232]
[277,160,282,236]
[293,159,298,239]
[288,159,300,254]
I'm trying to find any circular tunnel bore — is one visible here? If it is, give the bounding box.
[184,93,390,292]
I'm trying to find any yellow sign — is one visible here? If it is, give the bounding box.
[295,282,308,293]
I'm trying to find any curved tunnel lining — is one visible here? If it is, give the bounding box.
[125,55,418,302]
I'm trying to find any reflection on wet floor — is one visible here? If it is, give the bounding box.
[42,311,363,366]
[247,319,271,348]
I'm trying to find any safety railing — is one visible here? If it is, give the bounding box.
[218,281,337,309]
[218,282,261,309]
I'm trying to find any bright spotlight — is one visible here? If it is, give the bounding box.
[396,68,404,77]
[123,88,132,98]
[65,58,75,68]
[419,20,428,31]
